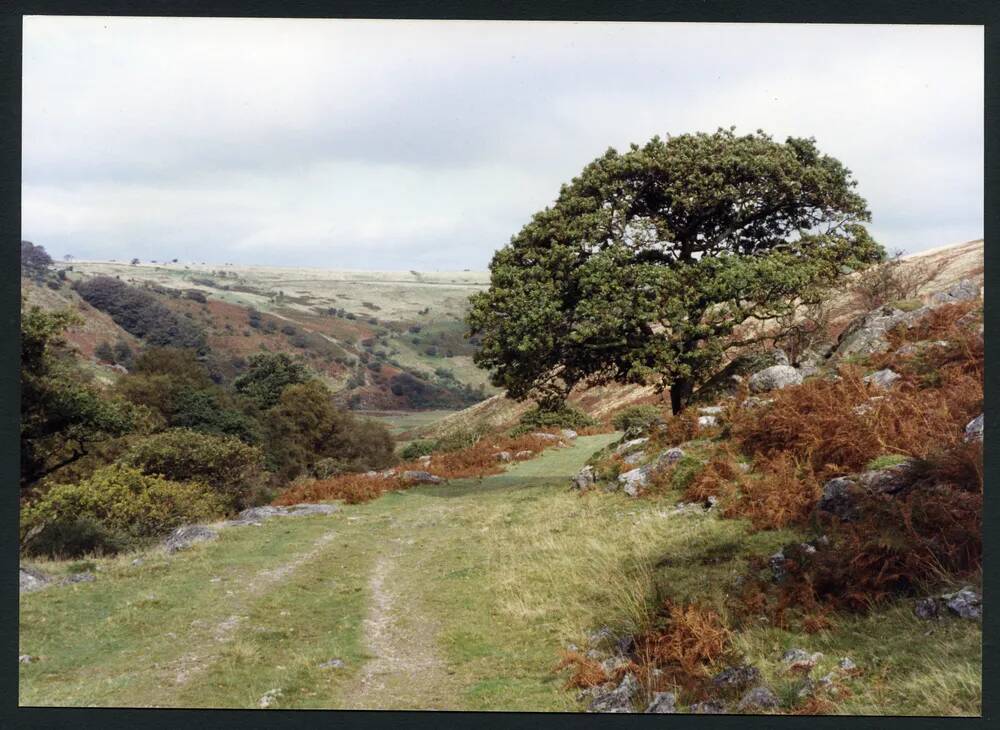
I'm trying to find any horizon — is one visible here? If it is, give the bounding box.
[22,18,984,269]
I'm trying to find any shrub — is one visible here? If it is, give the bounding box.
[95,341,115,362]
[611,404,663,434]
[122,428,268,511]
[516,404,596,432]
[21,465,222,557]
[400,440,435,460]
[850,250,934,311]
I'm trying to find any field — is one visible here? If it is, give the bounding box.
[19,434,980,713]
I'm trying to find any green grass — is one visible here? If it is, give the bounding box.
[19,433,981,713]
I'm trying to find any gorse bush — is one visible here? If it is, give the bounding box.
[21,464,222,558]
[611,404,663,434]
[122,428,268,511]
[516,405,596,433]
[400,440,435,460]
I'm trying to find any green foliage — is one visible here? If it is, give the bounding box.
[468,128,884,413]
[21,465,222,557]
[611,404,664,434]
[233,352,309,409]
[94,341,115,362]
[400,440,435,460]
[20,304,137,490]
[74,276,207,351]
[265,380,395,481]
[122,429,268,511]
[516,405,596,432]
[865,453,911,471]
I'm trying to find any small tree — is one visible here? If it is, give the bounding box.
[131,258,140,265]
[21,241,53,280]
[468,129,884,414]
[233,352,309,409]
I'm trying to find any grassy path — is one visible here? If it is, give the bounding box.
[19,432,981,713]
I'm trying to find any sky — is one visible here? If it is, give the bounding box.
[22,18,984,271]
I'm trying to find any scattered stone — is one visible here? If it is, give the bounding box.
[417,455,432,466]
[944,587,982,619]
[656,447,685,466]
[571,465,596,491]
[19,566,51,594]
[852,395,885,415]
[930,278,979,304]
[586,626,617,650]
[833,304,931,360]
[864,368,902,390]
[914,596,940,620]
[895,340,950,358]
[748,365,803,394]
[817,673,835,688]
[688,700,726,714]
[401,470,442,484]
[698,405,724,416]
[318,658,345,670]
[494,451,512,462]
[622,450,646,466]
[61,572,96,586]
[258,688,283,709]
[231,503,339,526]
[645,692,677,713]
[589,673,639,713]
[818,476,859,521]
[531,432,562,442]
[857,460,919,496]
[838,657,857,672]
[162,525,218,554]
[964,414,984,443]
[131,558,144,566]
[515,450,534,460]
[737,686,780,711]
[616,437,649,454]
[19,654,35,664]
[561,429,579,440]
[782,648,812,664]
[712,664,762,692]
[697,415,719,428]
[600,655,629,674]
[769,550,788,582]
[741,396,774,410]
[618,466,651,497]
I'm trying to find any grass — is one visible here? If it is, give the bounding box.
[19,433,981,713]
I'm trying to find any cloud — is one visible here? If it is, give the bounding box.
[22,18,983,269]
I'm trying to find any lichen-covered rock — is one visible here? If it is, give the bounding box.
[782,648,812,664]
[622,451,646,466]
[19,566,51,594]
[697,415,719,428]
[494,451,512,462]
[864,368,902,390]
[656,447,685,466]
[737,686,780,711]
[561,429,578,440]
[589,673,639,713]
[914,596,940,620]
[857,459,919,496]
[531,432,562,442]
[616,437,649,454]
[748,365,802,394]
[618,466,651,497]
[944,587,982,619]
[964,414,984,443]
[930,278,979,304]
[833,305,930,360]
[571,465,596,491]
[162,525,218,554]
[712,664,762,693]
[401,470,442,484]
[817,476,859,521]
[645,692,677,713]
[514,450,534,460]
[838,657,857,671]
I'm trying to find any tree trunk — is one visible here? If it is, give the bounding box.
[669,378,693,416]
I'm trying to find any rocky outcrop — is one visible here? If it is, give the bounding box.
[571,465,596,491]
[712,664,762,692]
[618,466,652,497]
[163,525,219,553]
[645,692,677,713]
[864,368,901,390]
[737,686,780,711]
[817,460,920,521]
[748,365,802,394]
[930,278,979,304]
[964,414,984,443]
[401,470,442,484]
[616,437,649,454]
[19,566,51,594]
[561,429,579,440]
[589,673,639,713]
[915,587,982,620]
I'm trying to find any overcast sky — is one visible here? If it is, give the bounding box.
[22,17,983,270]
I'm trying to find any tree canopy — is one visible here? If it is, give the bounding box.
[468,129,884,413]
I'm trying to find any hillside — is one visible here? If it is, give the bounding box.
[22,260,498,420]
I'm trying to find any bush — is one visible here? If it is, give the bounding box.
[400,440,434,460]
[122,428,268,511]
[611,404,663,434]
[517,405,596,432]
[21,465,222,557]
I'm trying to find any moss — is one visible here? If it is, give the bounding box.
[865,453,911,471]
[892,298,925,312]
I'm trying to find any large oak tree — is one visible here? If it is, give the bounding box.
[468,129,884,414]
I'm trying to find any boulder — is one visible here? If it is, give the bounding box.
[737,686,780,711]
[515,450,534,460]
[748,365,802,394]
[645,692,677,713]
[589,673,639,713]
[914,597,940,620]
[688,700,726,714]
[163,525,218,554]
[782,648,812,664]
[712,664,762,693]
[258,688,283,709]
[833,305,930,360]
[618,466,651,497]
[494,451,512,462]
[838,657,857,672]
[571,465,596,491]
[19,566,51,594]
[864,368,902,390]
[417,455,433,466]
[616,437,649,454]
[944,587,982,619]
[656,447,685,466]
[930,278,979,304]
[857,460,919,496]
[818,476,860,519]
[531,432,561,441]
[561,429,579,440]
[622,450,646,466]
[964,414,984,443]
[697,415,719,428]
[19,654,35,664]
[401,470,442,484]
